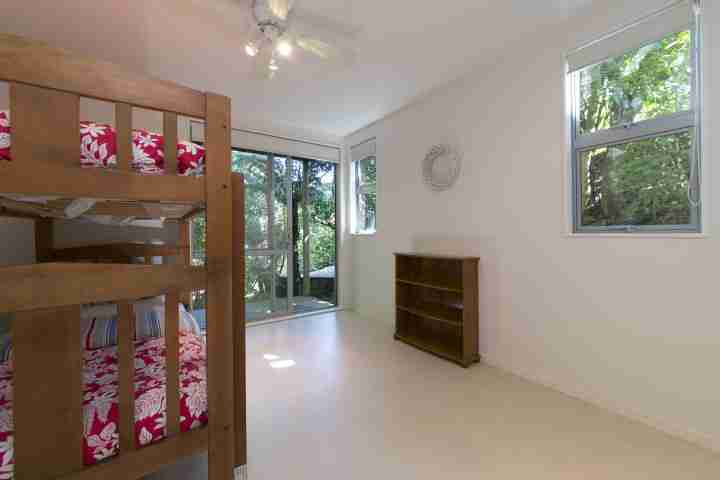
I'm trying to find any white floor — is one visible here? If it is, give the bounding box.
[148,311,720,480]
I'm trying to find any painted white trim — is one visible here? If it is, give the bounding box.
[246,306,346,328]
[566,233,709,239]
[566,0,693,72]
[190,121,341,163]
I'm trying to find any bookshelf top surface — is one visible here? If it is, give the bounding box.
[394,252,480,261]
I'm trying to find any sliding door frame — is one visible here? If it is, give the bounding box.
[236,148,338,322]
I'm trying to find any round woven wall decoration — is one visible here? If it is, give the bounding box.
[422,144,461,191]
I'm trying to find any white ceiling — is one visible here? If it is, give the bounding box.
[0,0,594,141]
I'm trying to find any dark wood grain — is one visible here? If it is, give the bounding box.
[34,218,54,262]
[394,253,480,368]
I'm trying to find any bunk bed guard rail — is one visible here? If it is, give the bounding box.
[0,32,245,480]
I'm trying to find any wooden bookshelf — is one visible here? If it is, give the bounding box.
[394,253,480,367]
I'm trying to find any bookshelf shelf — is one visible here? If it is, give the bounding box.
[394,253,480,367]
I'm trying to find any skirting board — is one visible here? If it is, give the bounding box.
[246,306,346,328]
[482,354,720,454]
[234,465,247,480]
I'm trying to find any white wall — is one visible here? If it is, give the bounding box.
[0,217,34,265]
[53,220,179,249]
[345,0,720,452]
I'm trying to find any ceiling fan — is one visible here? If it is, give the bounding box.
[243,0,354,78]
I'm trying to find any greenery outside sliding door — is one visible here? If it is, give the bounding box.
[233,150,337,322]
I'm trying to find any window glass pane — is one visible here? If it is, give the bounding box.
[190,214,206,266]
[357,156,377,186]
[246,253,288,322]
[579,130,694,228]
[271,156,288,250]
[357,192,376,233]
[292,159,337,310]
[578,30,692,135]
[233,150,270,249]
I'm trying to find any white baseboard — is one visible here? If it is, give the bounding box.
[234,465,247,480]
[246,306,346,328]
[482,354,720,454]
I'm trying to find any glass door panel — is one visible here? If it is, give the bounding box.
[245,253,288,322]
[232,150,338,322]
[290,158,337,314]
[234,150,271,250]
[233,150,290,322]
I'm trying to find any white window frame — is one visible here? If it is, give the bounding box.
[350,139,377,235]
[352,155,377,235]
[567,0,702,234]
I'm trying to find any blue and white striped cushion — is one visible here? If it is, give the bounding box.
[0,333,12,363]
[83,316,118,350]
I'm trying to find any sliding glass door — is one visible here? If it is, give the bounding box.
[233,150,337,323]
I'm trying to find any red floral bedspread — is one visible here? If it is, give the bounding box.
[0,111,205,176]
[0,332,207,478]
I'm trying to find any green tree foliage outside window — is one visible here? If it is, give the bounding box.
[355,156,376,233]
[575,30,698,230]
[189,150,338,310]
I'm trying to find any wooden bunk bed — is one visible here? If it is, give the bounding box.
[0,33,246,480]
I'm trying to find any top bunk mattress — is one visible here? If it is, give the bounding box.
[0,111,204,176]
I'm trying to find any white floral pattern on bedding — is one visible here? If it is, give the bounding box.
[0,332,207,478]
[0,111,205,176]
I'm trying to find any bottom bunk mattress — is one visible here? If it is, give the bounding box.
[0,331,207,477]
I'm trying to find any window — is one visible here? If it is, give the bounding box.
[189,214,206,266]
[568,1,701,233]
[187,214,207,331]
[351,139,377,234]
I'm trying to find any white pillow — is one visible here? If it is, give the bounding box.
[179,303,202,336]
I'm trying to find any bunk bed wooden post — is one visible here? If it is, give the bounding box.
[117,301,136,454]
[14,306,84,479]
[0,32,246,480]
[9,78,85,480]
[204,93,236,480]
[35,218,53,262]
[115,103,133,171]
[166,289,181,437]
[179,217,194,307]
[232,173,247,469]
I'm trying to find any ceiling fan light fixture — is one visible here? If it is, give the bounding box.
[245,41,260,57]
[275,39,293,57]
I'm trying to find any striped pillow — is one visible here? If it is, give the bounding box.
[134,296,165,340]
[77,297,201,350]
[83,316,118,350]
[0,333,12,363]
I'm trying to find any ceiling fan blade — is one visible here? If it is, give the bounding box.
[296,37,340,60]
[286,9,358,64]
[267,0,295,21]
[251,48,275,80]
[289,8,360,42]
